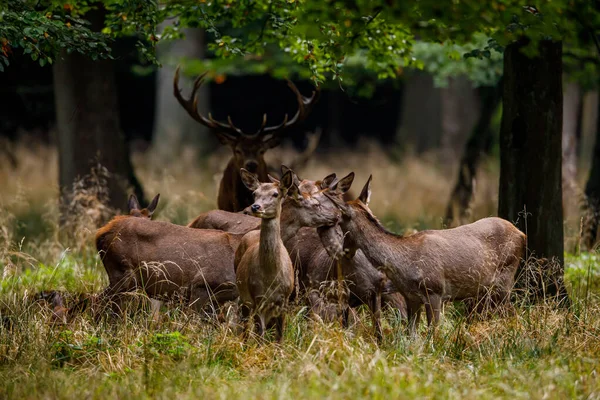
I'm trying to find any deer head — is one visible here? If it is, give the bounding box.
[128,194,160,219]
[282,165,354,229]
[173,67,320,174]
[240,169,294,218]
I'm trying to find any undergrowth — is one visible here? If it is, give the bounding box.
[0,142,597,399]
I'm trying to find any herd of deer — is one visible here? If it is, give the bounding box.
[46,70,528,342]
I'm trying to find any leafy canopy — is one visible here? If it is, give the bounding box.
[1,0,598,85]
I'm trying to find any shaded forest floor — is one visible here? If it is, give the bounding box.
[0,142,598,399]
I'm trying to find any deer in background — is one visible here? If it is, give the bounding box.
[173,67,321,212]
[330,176,526,337]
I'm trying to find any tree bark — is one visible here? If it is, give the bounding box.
[498,38,568,302]
[396,71,442,153]
[152,27,215,159]
[445,80,502,227]
[562,79,582,216]
[439,75,480,164]
[53,9,143,223]
[583,94,600,250]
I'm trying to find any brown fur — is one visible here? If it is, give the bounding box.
[337,177,526,336]
[187,209,260,233]
[96,218,242,312]
[235,170,295,340]
[96,194,242,316]
[286,226,407,340]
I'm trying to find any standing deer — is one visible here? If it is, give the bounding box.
[95,193,242,315]
[235,170,295,340]
[288,225,407,340]
[329,176,526,336]
[233,168,350,341]
[173,67,320,212]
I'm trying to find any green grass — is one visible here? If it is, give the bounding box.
[0,248,599,399]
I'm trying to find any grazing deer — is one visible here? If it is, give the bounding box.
[95,193,242,316]
[173,67,321,212]
[331,176,526,336]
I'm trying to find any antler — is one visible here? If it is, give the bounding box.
[173,66,321,139]
[173,66,243,140]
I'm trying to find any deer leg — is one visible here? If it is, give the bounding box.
[341,306,350,328]
[406,301,422,338]
[369,291,383,342]
[424,294,442,329]
[254,314,265,337]
[275,314,286,342]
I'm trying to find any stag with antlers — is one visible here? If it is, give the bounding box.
[174,67,321,212]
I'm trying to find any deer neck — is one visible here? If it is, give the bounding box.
[258,204,285,275]
[279,203,303,244]
[345,208,410,269]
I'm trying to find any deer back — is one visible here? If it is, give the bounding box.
[96,217,240,301]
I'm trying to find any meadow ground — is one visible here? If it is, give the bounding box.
[0,142,598,399]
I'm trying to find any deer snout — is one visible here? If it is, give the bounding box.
[245,160,259,172]
[251,204,261,213]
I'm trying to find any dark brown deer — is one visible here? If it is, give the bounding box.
[287,225,407,341]
[330,176,526,336]
[173,67,320,212]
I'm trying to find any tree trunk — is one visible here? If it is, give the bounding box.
[445,80,502,227]
[583,93,600,250]
[562,79,582,218]
[53,9,143,224]
[439,75,480,165]
[498,38,568,303]
[152,27,215,159]
[396,71,442,153]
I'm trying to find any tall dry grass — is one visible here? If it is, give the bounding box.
[0,139,598,399]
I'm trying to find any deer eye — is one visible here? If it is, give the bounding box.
[272,192,278,197]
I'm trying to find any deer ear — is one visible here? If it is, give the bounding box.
[333,172,354,195]
[146,194,160,217]
[128,194,141,212]
[268,174,280,184]
[240,168,260,191]
[320,173,337,190]
[263,132,282,149]
[280,170,294,192]
[358,175,372,205]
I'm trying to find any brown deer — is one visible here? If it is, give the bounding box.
[234,169,296,341]
[288,225,407,341]
[329,176,526,336]
[173,67,320,212]
[95,193,242,315]
[188,172,402,340]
